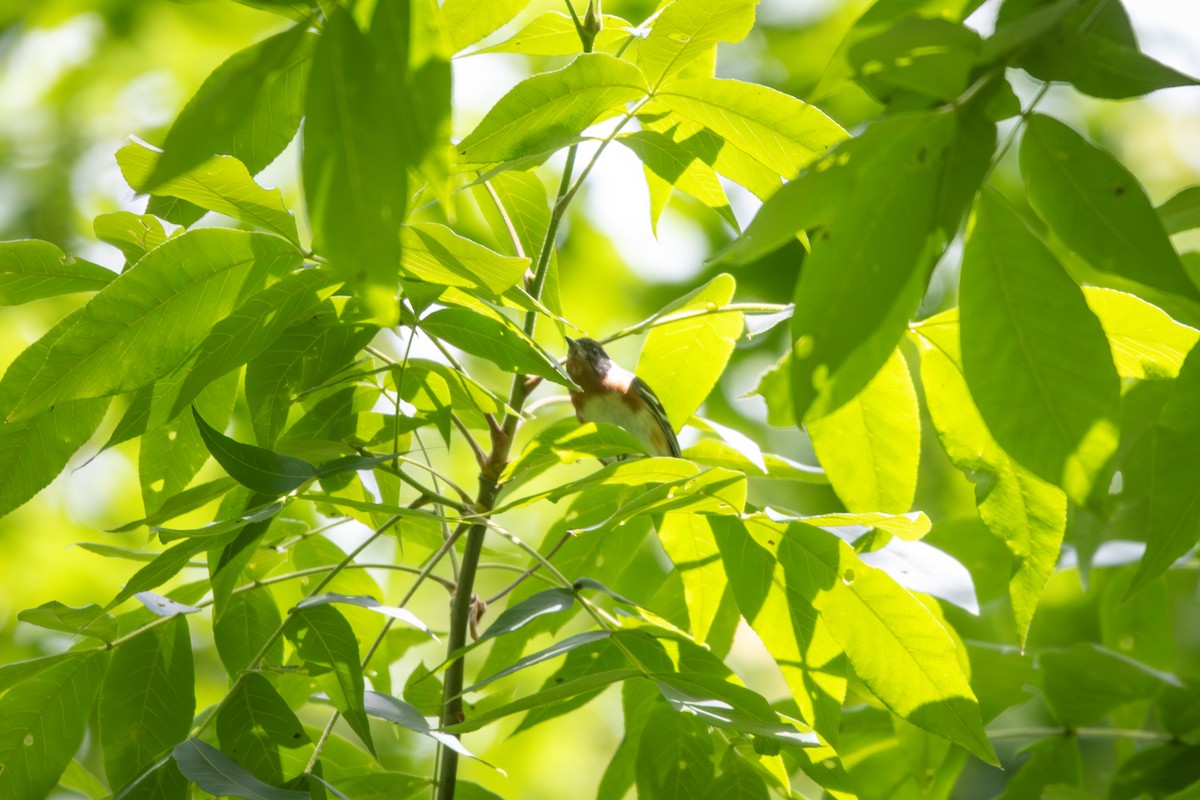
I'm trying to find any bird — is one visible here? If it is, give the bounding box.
[563,337,681,458]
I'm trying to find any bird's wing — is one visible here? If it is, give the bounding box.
[631,376,681,458]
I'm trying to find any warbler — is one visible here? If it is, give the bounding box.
[564,337,681,458]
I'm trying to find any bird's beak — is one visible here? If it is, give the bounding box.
[565,336,579,354]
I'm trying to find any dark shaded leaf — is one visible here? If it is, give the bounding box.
[173,738,307,800]
[1021,114,1197,300]
[959,189,1120,505]
[478,588,575,641]
[194,408,317,495]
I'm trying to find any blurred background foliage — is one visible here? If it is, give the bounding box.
[1,1,1199,798]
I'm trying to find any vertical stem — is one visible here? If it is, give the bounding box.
[434,138,581,800]
[434,14,605,797]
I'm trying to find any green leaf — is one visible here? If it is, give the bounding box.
[915,321,1066,646]
[361,692,494,768]
[1083,287,1199,380]
[513,637,633,735]
[812,0,986,100]
[467,630,613,694]
[683,439,828,483]
[651,77,846,181]
[1129,346,1200,594]
[244,303,378,447]
[847,17,982,105]
[1040,643,1180,726]
[617,128,738,232]
[372,0,452,207]
[172,738,307,800]
[140,368,238,516]
[362,691,429,733]
[58,759,111,800]
[295,593,433,636]
[99,617,195,792]
[799,510,931,542]
[0,311,109,518]
[17,601,117,642]
[108,476,238,533]
[304,7,409,325]
[214,586,284,676]
[797,109,991,421]
[472,11,633,56]
[94,212,169,264]
[807,347,919,513]
[639,111,781,201]
[502,419,648,488]
[959,189,1121,506]
[284,604,373,753]
[401,223,529,295]
[172,268,342,418]
[1021,114,1197,300]
[217,673,309,785]
[636,273,742,429]
[470,169,565,323]
[1159,186,1200,235]
[1111,742,1200,800]
[658,513,728,644]
[0,651,108,800]
[147,195,206,228]
[0,239,114,305]
[321,772,430,800]
[194,408,317,495]
[403,661,444,717]
[457,53,648,165]
[440,0,529,53]
[146,21,315,187]
[1001,0,1198,100]
[709,515,846,743]
[716,516,996,763]
[635,702,716,798]
[478,588,575,641]
[107,535,235,610]
[712,752,770,800]
[118,142,300,244]
[7,228,299,422]
[637,0,756,88]
[654,672,818,746]
[446,668,642,734]
[997,734,1081,800]
[420,306,574,386]
[0,653,77,695]
[154,498,285,543]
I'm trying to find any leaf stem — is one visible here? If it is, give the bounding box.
[988,726,1175,743]
[600,302,792,344]
[434,87,608,800]
[303,518,470,775]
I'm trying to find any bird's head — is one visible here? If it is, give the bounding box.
[565,337,613,385]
